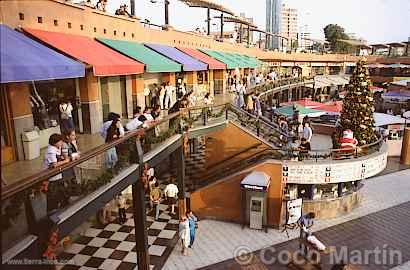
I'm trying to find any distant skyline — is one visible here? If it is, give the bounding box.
[105,0,410,44]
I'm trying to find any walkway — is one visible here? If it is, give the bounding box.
[162,169,410,270]
[200,201,410,270]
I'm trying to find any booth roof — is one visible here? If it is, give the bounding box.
[241,171,271,187]
[373,112,407,127]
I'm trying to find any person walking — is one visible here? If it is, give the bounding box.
[116,192,127,224]
[179,215,190,256]
[164,82,172,109]
[159,83,166,110]
[187,211,198,248]
[164,179,179,215]
[150,181,162,220]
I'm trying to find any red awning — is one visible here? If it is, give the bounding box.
[24,28,144,76]
[177,47,226,70]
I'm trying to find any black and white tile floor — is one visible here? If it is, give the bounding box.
[58,201,180,270]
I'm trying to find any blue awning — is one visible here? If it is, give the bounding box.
[144,43,207,71]
[0,24,85,83]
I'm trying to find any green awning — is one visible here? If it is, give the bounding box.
[224,52,249,68]
[231,53,262,68]
[97,38,181,73]
[243,55,263,67]
[199,49,238,69]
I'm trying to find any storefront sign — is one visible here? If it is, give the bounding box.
[286,198,302,225]
[282,150,387,184]
[311,62,327,67]
[281,62,295,67]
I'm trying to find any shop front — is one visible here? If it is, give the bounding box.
[0,24,85,162]
[24,28,145,134]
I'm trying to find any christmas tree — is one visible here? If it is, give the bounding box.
[339,58,378,146]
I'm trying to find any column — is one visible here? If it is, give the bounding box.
[79,69,103,134]
[186,71,197,94]
[132,139,150,270]
[133,74,145,111]
[8,83,34,160]
[209,70,215,96]
[176,144,186,219]
[162,72,176,86]
[401,127,410,165]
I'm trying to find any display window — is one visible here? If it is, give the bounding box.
[30,79,78,131]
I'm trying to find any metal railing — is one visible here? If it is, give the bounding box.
[1,79,385,252]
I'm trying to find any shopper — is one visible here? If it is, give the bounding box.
[105,118,124,170]
[204,93,213,105]
[159,83,166,110]
[43,133,70,211]
[59,98,74,133]
[100,112,123,140]
[303,122,313,142]
[125,107,144,131]
[187,211,198,248]
[61,129,80,195]
[164,178,179,215]
[150,181,162,220]
[116,192,127,224]
[179,215,190,256]
[164,82,172,109]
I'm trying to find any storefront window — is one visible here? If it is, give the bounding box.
[313,184,338,200]
[298,184,313,200]
[30,79,77,130]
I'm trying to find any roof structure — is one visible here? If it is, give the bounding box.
[178,0,234,15]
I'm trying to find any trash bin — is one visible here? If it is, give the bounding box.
[22,131,40,160]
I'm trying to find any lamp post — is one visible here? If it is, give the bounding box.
[220,12,224,40]
[207,8,211,35]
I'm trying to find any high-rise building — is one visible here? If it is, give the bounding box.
[266,0,282,49]
[280,4,298,51]
[299,32,313,51]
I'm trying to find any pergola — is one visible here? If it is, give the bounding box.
[178,0,234,36]
[216,15,257,44]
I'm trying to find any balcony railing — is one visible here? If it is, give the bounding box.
[1,78,385,257]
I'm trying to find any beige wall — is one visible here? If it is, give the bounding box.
[0,0,360,64]
[107,77,122,116]
[190,161,284,227]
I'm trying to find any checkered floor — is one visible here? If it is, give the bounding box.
[58,202,180,270]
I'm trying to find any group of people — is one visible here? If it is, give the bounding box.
[179,211,198,255]
[43,129,80,211]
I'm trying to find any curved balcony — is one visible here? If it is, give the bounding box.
[1,77,388,264]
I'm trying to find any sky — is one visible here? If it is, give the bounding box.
[104,0,410,44]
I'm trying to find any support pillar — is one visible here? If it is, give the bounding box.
[132,139,150,270]
[247,25,250,46]
[220,12,224,40]
[164,0,169,26]
[207,8,211,35]
[176,143,186,219]
[79,69,103,134]
[401,127,410,165]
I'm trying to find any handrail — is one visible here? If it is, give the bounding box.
[0,78,383,201]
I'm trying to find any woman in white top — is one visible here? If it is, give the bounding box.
[59,99,75,133]
[179,216,191,256]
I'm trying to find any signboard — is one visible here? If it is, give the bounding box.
[286,198,303,225]
[282,150,387,184]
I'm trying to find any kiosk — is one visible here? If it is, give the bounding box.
[240,171,271,232]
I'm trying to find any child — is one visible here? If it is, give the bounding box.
[116,193,127,224]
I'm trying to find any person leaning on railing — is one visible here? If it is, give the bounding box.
[43,133,71,212]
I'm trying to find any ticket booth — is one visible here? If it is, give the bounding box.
[240,171,271,232]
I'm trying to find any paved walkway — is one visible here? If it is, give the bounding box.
[200,201,410,270]
[163,169,410,270]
